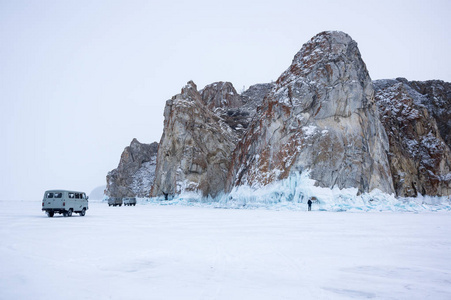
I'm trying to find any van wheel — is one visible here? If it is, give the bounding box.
[67,209,73,217]
[63,211,68,217]
[47,211,54,217]
[79,208,86,216]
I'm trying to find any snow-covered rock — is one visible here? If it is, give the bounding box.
[150,80,273,198]
[150,81,236,198]
[399,78,451,149]
[374,79,451,197]
[227,31,394,195]
[106,139,158,198]
[200,81,273,137]
[241,83,274,109]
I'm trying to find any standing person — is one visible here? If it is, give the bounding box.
[308,198,312,211]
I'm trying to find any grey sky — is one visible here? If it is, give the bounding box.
[1,0,450,201]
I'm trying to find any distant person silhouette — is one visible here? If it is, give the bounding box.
[308,199,312,211]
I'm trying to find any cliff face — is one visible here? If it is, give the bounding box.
[149,80,274,198]
[399,79,451,149]
[107,31,450,199]
[374,79,451,197]
[107,81,272,199]
[106,139,158,198]
[150,81,237,198]
[227,31,394,195]
[200,81,273,137]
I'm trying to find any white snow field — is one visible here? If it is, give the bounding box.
[1,200,451,300]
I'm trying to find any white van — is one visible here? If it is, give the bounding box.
[107,197,122,207]
[123,197,137,206]
[42,190,89,217]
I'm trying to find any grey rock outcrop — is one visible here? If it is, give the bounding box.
[241,83,274,109]
[200,82,273,137]
[150,80,273,198]
[106,139,158,198]
[374,79,451,197]
[398,79,451,148]
[227,31,394,195]
[150,81,236,198]
[201,81,244,110]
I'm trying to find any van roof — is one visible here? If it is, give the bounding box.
[45,190,86,194]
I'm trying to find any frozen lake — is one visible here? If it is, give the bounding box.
[1,200,450,299]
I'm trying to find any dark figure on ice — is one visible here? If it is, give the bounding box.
[308,199,312,211]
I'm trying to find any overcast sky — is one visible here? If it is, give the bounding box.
[1,0,450,201]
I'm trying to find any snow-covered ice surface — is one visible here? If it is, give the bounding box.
[1,201,451,299]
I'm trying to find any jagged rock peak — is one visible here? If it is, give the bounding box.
[151,81,236,198]
[176,80,200,102]
[271,31,373,121]
[227,31,394,195]
[200,81,244,110]
[277,31,367,88]
[183,80,197,92]
[106,139,158,198]
[129,138,157,154]
[117,139,158,171]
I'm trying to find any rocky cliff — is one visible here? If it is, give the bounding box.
[107,31,450,199]
[374,79,451,197]
[150,81,274,198]
[398,79,451,148]
[106,139,158,198]
[200,81,273,137]
[150,81,237,198]
[227,31,394,195]
[106,82,272,199]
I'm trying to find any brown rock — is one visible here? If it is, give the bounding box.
[150,81,236,198]
[400,79,451,149]
[106,139,158,198]
[374,79,451,197]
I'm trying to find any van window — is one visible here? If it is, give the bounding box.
[75,193,80,199]
[81,193,86,199]
[69,193,75,199]
[54,193,62,198]
[47,192,54,198]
